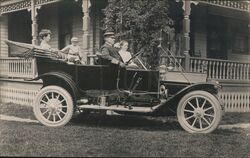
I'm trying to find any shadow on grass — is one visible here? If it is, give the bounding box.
[2,103,249,133]
[221,112,250,125]
[71,113,244,134]
[215,128,242,135]
[0,103,35,120]
[71,113,182,132]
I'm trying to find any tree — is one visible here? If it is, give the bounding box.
[103,0,175,69]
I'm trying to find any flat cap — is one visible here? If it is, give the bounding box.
[104,31,115,37]
[71,37,79,42]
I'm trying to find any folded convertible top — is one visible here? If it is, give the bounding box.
[5,40,58,59]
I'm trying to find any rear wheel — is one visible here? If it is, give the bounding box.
[177,91,222,133]
[34,86,74,127]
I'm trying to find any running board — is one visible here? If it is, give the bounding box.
[77,99,167,113]
[78,105,153,113]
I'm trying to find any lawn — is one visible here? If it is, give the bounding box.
[0,103,250,157]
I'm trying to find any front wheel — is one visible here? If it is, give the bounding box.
[177,91,222,133]
[33,86,74,127]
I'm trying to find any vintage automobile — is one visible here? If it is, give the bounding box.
[6,40,224,133]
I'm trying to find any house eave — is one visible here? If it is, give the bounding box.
[0,0,62,15]
[198,0,250,13]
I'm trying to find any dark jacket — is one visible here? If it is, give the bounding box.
[98,43,122,65]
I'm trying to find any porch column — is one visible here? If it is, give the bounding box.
[248,15,250,54]
[31,0,38,45]
[0,15,9,57]
[182,1,191,71]
[82,0,91,64]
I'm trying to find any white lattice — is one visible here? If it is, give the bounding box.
[219,92,250,112]
[0,87,38,106]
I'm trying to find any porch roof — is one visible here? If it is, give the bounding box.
[198,0,250,13]
[0,0,61,15]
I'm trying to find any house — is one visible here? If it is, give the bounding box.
[0,0,249,112]
[179,1,250,112]
[0,0,107,61]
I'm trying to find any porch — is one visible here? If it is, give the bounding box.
[0,57,249,113]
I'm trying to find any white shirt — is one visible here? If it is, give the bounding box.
[118,50,132,63]
[61,44,81,55]
[40,40,52,50]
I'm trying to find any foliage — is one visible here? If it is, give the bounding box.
[102,0,175,68]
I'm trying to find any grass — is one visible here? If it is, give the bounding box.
[0,103,250,157]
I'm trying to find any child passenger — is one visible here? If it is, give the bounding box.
[60,37,82,64]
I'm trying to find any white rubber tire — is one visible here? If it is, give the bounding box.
[177,90,222,133]
[34,86,74,127]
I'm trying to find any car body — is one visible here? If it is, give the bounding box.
[6,40,224,133]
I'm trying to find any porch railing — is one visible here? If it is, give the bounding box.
[0,58,37,79]
[190,57,250,81]
[160,55,185,71]
[158,56,250,81]
[1,56,250,81]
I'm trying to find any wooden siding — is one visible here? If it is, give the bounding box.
[228,53,250,64]
[38,3,59,49]
[192,5,250,62]
[193,6,207,58]
[72,7,102,62]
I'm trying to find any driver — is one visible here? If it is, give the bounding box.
[98,31,125,67]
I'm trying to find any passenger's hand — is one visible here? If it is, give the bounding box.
[56,51,62,58]
[119,62,126,68]
[69,57,75,62]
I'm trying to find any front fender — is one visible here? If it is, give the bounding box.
[156,82,221,115]
[179,82,220,95]
[170,82,220,102]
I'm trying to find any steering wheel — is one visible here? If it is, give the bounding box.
[125,51,147,70]
[125,50,143,65]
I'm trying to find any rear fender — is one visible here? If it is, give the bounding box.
[32,71,80,104]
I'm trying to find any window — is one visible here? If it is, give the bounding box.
[230,18,249,55]
[233,34,249,54]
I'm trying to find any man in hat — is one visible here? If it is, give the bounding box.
[60,37,83,64]
[98,31,125,67]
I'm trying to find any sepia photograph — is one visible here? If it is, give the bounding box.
[0,0,250,157]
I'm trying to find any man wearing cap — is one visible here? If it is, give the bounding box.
[99,31,125,67]
[60,37,83,64]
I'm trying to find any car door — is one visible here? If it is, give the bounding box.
[76,64,118,91]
